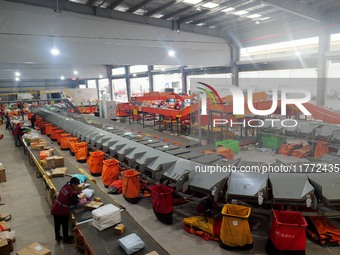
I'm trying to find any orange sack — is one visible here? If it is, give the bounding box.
[121,169,140,204]
[102,159,119,187]
[75,142,88,163]
[87,150,105,176]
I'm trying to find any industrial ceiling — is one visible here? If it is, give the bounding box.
[1,0,340,81]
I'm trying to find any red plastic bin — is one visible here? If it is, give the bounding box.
[266,210,307,255]
[148,184,173,225]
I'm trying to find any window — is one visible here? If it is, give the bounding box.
[79,84,86,89]
[112,67,125,76]
[87,80,96,89]
[240,37,319,61]
[129,65,148,73]
[153,73,182,93]
[130,77,149,96]
[113,79,128,102]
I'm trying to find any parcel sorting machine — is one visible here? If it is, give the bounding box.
[32,107,340,210]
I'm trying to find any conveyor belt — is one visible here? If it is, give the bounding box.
[78,221,168,255]
[25,137,168,255]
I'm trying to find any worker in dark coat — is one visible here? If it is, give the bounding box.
[30,114,36,128]
[51,177,80,243]
[5,113,11,130]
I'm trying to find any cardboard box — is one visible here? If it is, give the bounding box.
[52,167,67,177]
[0,169,6,183]
[0,221,10,231]
[16,242,51,255]
[85,201,104,210]
[0,239,10,255]
[114,223,125,235]
[45,156,64,170]
[145,252,160,255]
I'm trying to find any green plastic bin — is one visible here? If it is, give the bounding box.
[215,139,240,154]
[260,134,286,150]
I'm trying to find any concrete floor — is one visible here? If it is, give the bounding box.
[1,122,340,255]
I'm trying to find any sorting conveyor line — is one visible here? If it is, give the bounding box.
[315,125,340,139]
[34,107,340,208]
[227,172,269,203]
[269,173,314,205]
[308,173,340,207]
[189,160,239,196]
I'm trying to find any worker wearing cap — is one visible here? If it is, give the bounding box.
[51,177,80,243]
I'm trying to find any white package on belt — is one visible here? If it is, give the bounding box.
[92,204,121,231]
[118,233,145,255]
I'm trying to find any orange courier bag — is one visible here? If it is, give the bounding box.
[102,159,119,187]
[87,150,105,176]
[75,142,88,163]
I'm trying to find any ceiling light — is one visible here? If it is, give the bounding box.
[60,76,65,80]
[99,75,103,78]
[196,22,206,26]
[50,47,60,56]
[260,17,270,21]
[222,7,235,13]
[248,14,262,19]
[150,14,164,19]
[161,68,165,71]
[168,49,175,57]
[233,10,249,16]
[201,2,219,8]
[114,5,129,12]
[183,0,202,4]
[73,70,78,75]
[15,72,20,77]
[15,77,20,81]
[255,20,260,24]
[133,73,137,77]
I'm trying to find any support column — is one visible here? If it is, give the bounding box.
[230,42,240,87]
[95,79,100,100]
[317,29,330,106]
[124,66,131,101]
[85,79,88,88]
[106,66,113,101]
[181,66,187,94]
[148,65,154,92]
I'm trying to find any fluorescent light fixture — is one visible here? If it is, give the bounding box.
[133,73,137,77]
[150,14,164,18]
[114,5,129,12]
[168,49,175,57]
[15,72,20,77]
[99,75,103,78]
[60,76,65,80]
[260,17,270,21]
[248,14,262,19]
[222,7,235,13]
[233,10,249,16]
[196,22,206,26]
[255,20,260,24]
[73,70,78,75]
[183,0,202,4]
[15,77,20,81]
[50,47,60,56]
[201,2,219,8]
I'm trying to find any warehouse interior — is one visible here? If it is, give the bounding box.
[2,0,340,254]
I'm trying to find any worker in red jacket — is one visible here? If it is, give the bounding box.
[13,122,24,147]
[51,177,80,243]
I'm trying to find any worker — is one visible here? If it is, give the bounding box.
[5,113,11,130]
[174,100,181,110]
[31,114,36,128]
[13,122,24,147]
[51,177,80,243]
